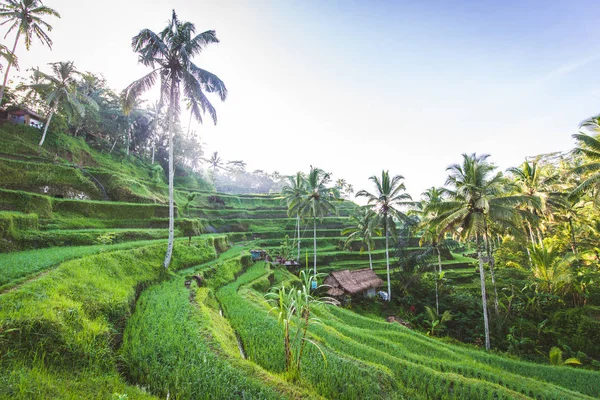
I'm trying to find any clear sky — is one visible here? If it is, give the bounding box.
[5,0,600,199]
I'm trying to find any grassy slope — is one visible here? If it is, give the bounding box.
[217,263,600,399]
[0,238,221,399]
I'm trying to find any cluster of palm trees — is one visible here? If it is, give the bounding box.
[1,5,228,270]
[0,0,60,106]
[284,168,414,303]
[282,167,340,278]
[413,129,600,349]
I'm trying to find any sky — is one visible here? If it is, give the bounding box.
[4,0,600,199]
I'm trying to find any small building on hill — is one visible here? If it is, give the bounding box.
[0,106,43,129]
[324,268,384,297]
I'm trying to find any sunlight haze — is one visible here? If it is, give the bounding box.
[7,0,600,198]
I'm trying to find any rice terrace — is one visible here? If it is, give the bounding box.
[1,1,600,399]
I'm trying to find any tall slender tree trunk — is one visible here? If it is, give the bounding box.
[483,218,499,316]
[367,241,373,270]
[163,82,176,269]
[313,216,317,277]
[0,31,20,106]
[569,218,577,255]
[385,218,391,302]
[436,246,442,315]
[477,234,491,350]
[527,221,536,246]
[537,228,544,249]
[187,108,193,136]
[151,142,155,164]
[39,106,56,146]
[297,213,301,262]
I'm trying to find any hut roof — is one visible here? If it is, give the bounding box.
[4,105,43,120]
[326,268,384,295]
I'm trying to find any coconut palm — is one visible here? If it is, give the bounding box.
[206,151,224,172]
[508,160,558,247]
[571,120,600,201]
[298,166,339,277]
[433,153,524,350]
[0,0,60,105]
[19,61,97,146]
[342,206,381,270]
[122,10,227,269]
[417,187,447,314]
[282,172,306,262]
[529,245,574,296]
[0,43,17,77]
[356,170,413,302]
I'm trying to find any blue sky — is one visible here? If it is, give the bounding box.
[5,0,600,198]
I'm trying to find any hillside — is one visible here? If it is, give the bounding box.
[1,126,599,399]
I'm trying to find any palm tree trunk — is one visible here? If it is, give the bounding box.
[537,228,544,249]
[39,106,56,147]
[436,246,442,315]
[569,218,577,255]
[297,213,301,262]
[385,218,391,302]
[187,108,193,136]
[0,31,20,106]
[477,234,491,350]
[313,216,317,277]
[483,218,499,316]
[527,221,536,246]
[151,142,155,164]
[368,241,373,270]
[163,83,176,270]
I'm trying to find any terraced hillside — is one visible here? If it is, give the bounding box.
[1,125,599,399]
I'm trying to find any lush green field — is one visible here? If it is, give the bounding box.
[215,263,600,399]
[0,238,222,398]
[121,278,286,399]
[0,238,171,290]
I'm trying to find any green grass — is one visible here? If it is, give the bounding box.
[214,260,600,399]
[217,262,403,399]
[318,306,600,398]
[0,236,222,291]
[0,238,222,398]
[0,238,163,290]
[0,157,101,199]
[120,278,285,399]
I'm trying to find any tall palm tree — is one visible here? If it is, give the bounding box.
[122,10,227,270]
[417,187,446,314]
[342,206,381,270]
[282,172,306,262]
[20,61,97,146]
[207,151,224,172]
[571,119,600,200]
[298,166,339,277]
[433,153,524,350]
[0,43,17,77]
[356,170,412,302]
[0,0,60,105]
[507,160,557,247]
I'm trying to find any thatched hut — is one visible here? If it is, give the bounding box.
[324,268,384,297]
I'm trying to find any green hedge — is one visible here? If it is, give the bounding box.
[0,189,53,218]
[0,211,38,238]
[16,228,173,251]
[0,157,101,199]
[52,198,172,219]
